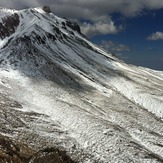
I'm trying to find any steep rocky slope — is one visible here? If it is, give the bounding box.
[0,6,163,162]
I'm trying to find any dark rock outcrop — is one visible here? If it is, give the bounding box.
[42,6,51,13]
[29,147,76,163]
[66,20,81,34]
[0,13,19,39]
[0,134,34,163]
[0,135,75,163]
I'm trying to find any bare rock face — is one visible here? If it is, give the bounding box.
[66,20,81,34]
[42,6,51,13]
[29,147,76,163]
[0,134,34,163]
[0,135,75,163]
[0,13,19,39]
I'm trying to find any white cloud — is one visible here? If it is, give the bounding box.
[1,1,163,37]
[147,32,163,41]
[47,0,163,18]
[1,0,163,18]
[81,20,118,37]
[100,40,130,53]
[0,0,39,9]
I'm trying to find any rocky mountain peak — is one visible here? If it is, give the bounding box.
[42,5,51,13]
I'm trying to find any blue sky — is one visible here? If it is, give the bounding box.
[91,9,163,70]
[0,0,163,70]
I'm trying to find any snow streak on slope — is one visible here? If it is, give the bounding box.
[0,6,163,162]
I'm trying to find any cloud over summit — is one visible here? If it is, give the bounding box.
[1,0,163,37]
[1,0,163,19]
[81,19,118,37]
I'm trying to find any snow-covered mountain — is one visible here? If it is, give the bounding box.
[0,6,163,162]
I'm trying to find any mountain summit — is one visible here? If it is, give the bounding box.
[0,7,163,162]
